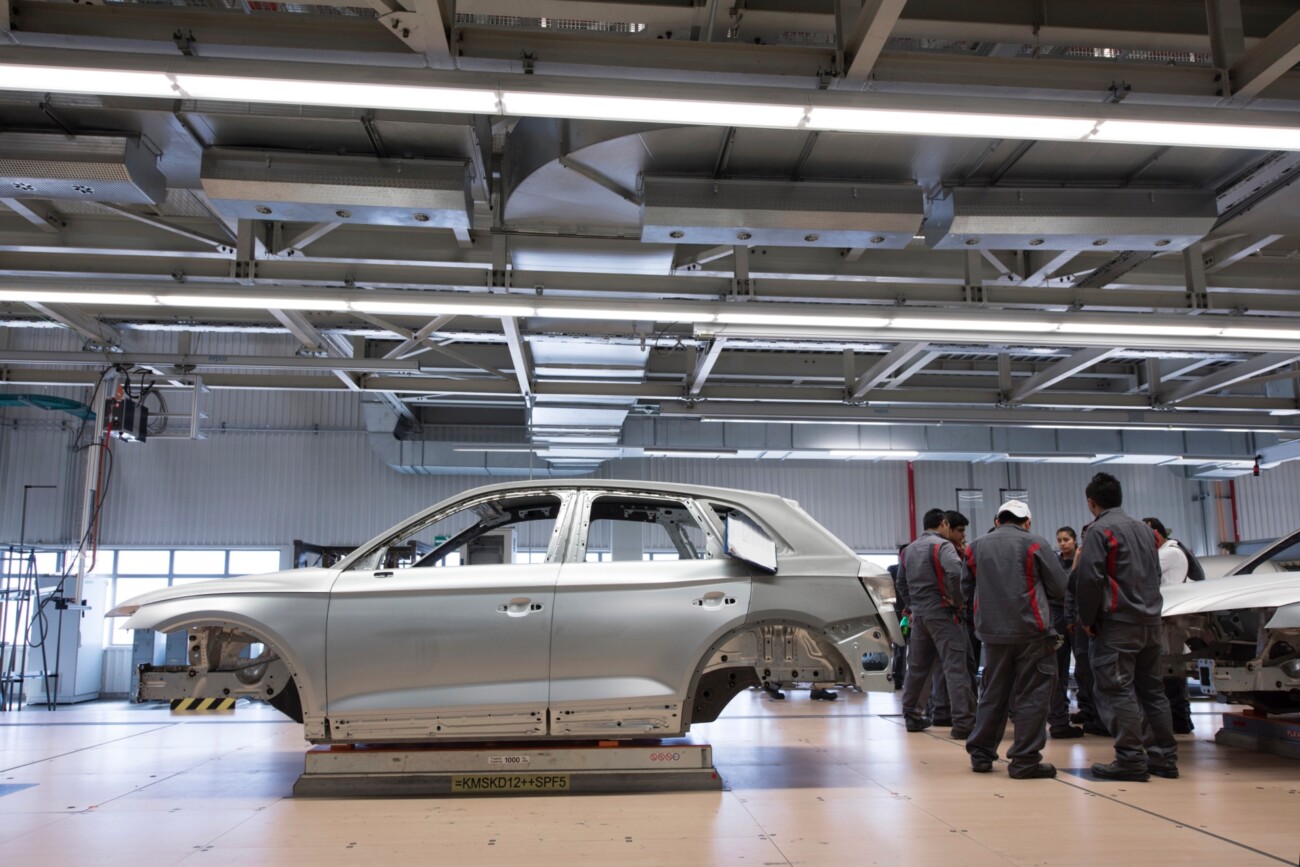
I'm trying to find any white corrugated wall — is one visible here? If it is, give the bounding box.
[0,413,1263,554]
[1231,461,1300,542]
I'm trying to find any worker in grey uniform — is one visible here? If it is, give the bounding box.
[1075,472,1178,782]
[901,508,975,739]
[963,500,1068,779]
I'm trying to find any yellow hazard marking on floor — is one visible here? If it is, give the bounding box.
[170,697,236,712]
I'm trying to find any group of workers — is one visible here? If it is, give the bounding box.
[892,471,1197,782]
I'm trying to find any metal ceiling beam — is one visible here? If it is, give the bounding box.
[351,311,510,379]
[839,0,908,84]
[882,350,940,389]
[268,309,328,353]
[688,338,726,396]
[500,316,533,400]
[0,198,63,233]
[92,203,230,250]
[1202,234,1282,272]
[658,400,1297,433]
[675,245,733,272]
[1022,250,1080,287]
[26,302,133,351]
[1158,352,1300,404]
[851,342,930,400]
[1008,347,1117,402]
[366,0,455,68]
[277,222,342,255]
[382,314,456,360]
[1228,9,1300,103]
[1073,250,1157,289]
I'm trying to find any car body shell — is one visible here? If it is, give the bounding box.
[116,479,898,742]
[1161,530,1300,713]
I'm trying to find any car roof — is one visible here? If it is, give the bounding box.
[451,478,795,509]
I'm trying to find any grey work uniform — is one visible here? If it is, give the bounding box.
[963,524,1067,773]
[900,530,975,730]
[1075,508,1177,772]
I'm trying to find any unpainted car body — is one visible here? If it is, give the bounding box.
[1162,529,1300,714]
[111,480,899,742]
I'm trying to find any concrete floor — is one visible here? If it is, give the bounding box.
[1,691,1297,866]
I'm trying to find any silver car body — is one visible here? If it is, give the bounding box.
[1162,530,1300,713]
[113,480,899,743]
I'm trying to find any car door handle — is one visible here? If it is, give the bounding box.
[692,591,736,610]
[498,597,543,617]
[374,571,393,578]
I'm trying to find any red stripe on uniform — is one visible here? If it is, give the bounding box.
[932,543,946,602]
[1104,529,1120,613]
[967,546,978,616]
[1025,542,1045,631]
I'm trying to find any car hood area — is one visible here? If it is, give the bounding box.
[1161,571,1300,627]
[109,568,337,617]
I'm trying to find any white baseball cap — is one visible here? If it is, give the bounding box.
[997,499,1031,520]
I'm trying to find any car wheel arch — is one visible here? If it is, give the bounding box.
[130,609,319,717]
[681,616,855,726]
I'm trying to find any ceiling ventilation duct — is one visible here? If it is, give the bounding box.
[0,133,166,205]
[923,187,1218,251]
[641,177,923,248]
[200,149,472,228]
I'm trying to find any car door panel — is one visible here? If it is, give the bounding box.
[326,564,559,723]
[549,558,753,705]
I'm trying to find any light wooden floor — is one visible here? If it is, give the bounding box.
[1,690,1297,866]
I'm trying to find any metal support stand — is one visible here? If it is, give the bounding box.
[293,739,723,797]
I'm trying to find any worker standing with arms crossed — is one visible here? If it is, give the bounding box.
[1075,473,1178,781]
[963,500,1068,778]
[900,508,975,739]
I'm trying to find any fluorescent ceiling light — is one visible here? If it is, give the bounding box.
[829,449,920,459]
[354,300,535,317]
[891,317,1045,333]
[0,65,176,98]
[452,446,536,453]
[5,62,1300,153]
[539,306,717,323]
[1092,120,1300,151]
[644,448,738,458]
[1223,326,1300,341]
[1005,453,1098,463]
[501,92,804,128]
[1059,322,1220,338]
[173,75,498,114]
[806,107,1096,141]
[157,295,348,312]
[718,312,889,328]
[0,290,159,306]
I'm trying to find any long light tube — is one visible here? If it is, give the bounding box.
[12,287,1300,349]
[4,61,1300,152]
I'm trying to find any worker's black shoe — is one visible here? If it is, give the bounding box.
[1082,722,1111,737]
[1050,724,1085,739]
[1172,720,1194,735]
[971,759,993,773]
[1148,763,1179,779]
[904,716,932,733]
[931,716,953,727]
[810,688,838,701]
[1090,762,1150,782]
[949,727,972,740]
[1069,711,1088,724]
[762,683,786,701]
[1008,763,1056,780]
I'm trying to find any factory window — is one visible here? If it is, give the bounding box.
[102,548,283,646]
